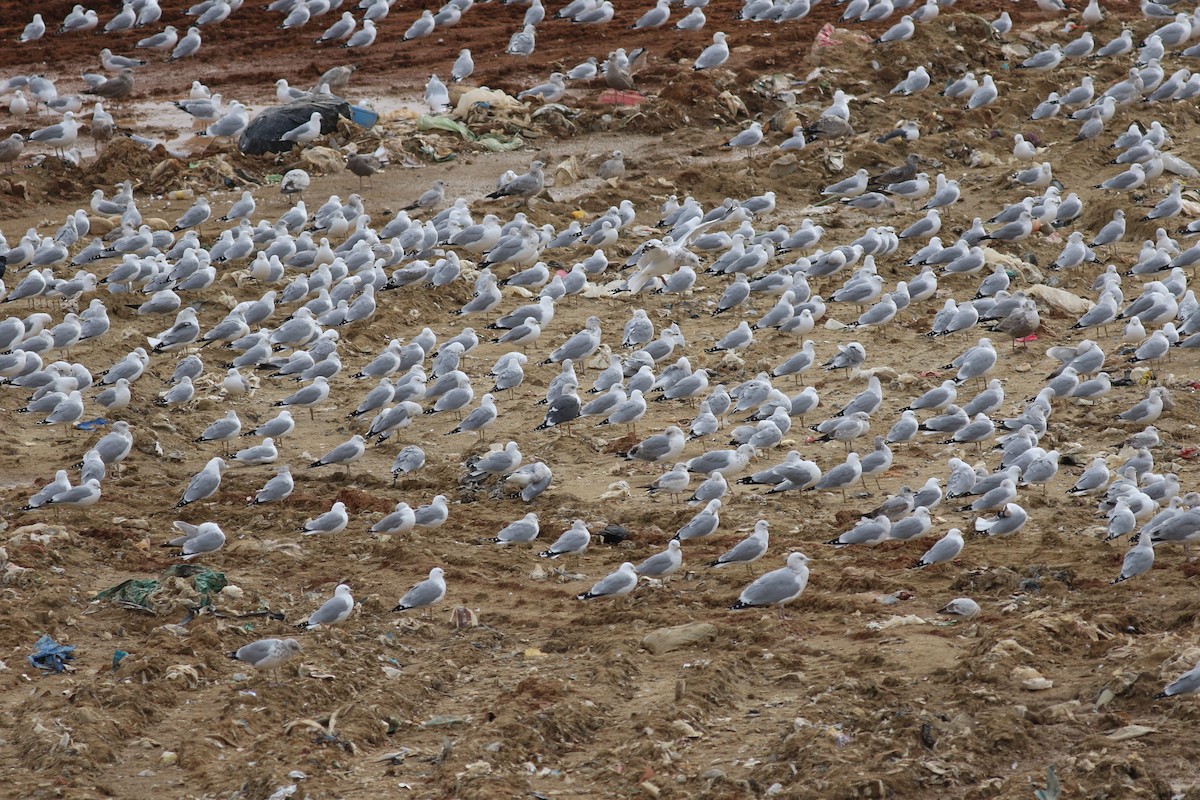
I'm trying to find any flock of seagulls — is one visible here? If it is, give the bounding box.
[3,0,1200,702]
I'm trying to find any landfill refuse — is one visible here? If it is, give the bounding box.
[27,635,76,673]
[92,564,228,613]
[239,96,352,156]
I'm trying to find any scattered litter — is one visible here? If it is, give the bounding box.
[239,96,352,155]
[866,614,926,630]
[1105,725,1156,742]
[92,564,228,614]
[27,634,76,673]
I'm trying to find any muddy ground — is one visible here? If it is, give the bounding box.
[1,1,1200,799]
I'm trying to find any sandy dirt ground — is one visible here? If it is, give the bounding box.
[1,1,1200,799]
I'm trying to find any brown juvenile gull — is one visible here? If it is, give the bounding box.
[346,150,383,189]
[987,297,1040,349]
[868,153,919,189]
[87,69,135,101]
[0,133,24,173]
[313,64,356,93]
[804,115,854,144]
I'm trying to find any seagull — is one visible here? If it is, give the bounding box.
[710,520,770,570]
[226,638,301,682]
[488,512,540,545]
[729,552,810,614]
[577,562,638,600]
[302,501,349,535]
[912,528,964,568]
[539,520,591,558]
[694,32,729,70]
[393,567,447,611]
[301,584,354,629]
[634,540,683,583]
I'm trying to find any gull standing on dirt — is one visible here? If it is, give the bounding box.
[507,24,537,56]
[730,552,810,611]
[308,434,365,474]
[1156,660,1200,698]
[280,168,310,201]
[370,501,416,535]
[167,521,226,560]
[577,562,638,600]
[177,457,226,508]
[489,512,540,545]
[694,32,729,70]
[646,462,690,501]
[939,598,981,618]
[635,540,684,582]
[196,410,241,447]
[452,49,474,82]
[231,437,278,467]
[722,122,763,156]
[302,501,349,535]
[169,26,201,61]
[913,528,964,568]
[539,520,591,558]
[227,638,301,680]
[674,499,722,541]
[1112,536,1155,584]
[710,520,770,569]
[625,425,687,462]
[302,585,354,629]
[413,495,449,528]
[273,376,331,420]
[487,161,545,202]
[250,466,294,505]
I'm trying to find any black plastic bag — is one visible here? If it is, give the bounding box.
[238,95,352,155]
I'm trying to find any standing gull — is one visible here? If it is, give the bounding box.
[301,584,354,629]
[250,466,294,506]
[577,562,638,600]
[227,638,301,683]
[393,568,447,612]
[634,540,683,583]
[166,521,226,560]
[912,528,964,568]
[730,552,810,614]
[302,501,349,535]
[694,32,729,71]
[488,512,540,545]
[176,457,226,508]
[710,520,770,570]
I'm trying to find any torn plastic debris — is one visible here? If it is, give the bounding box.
[418,114,474,140]
[598,90,645,106]
[450,86,525,119]
[28,635,76,673]
[239,95,352,156]
[416,115,526,151]
[92,564,228,614]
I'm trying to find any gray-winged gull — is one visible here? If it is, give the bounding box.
[301,584,354,629]
[730,552,810,613]
[393,567,447,612]
[302,501,349,535]
[539,520,590,558]
[577,562,638,600]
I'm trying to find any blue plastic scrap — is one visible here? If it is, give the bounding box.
[27,635,76,673]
